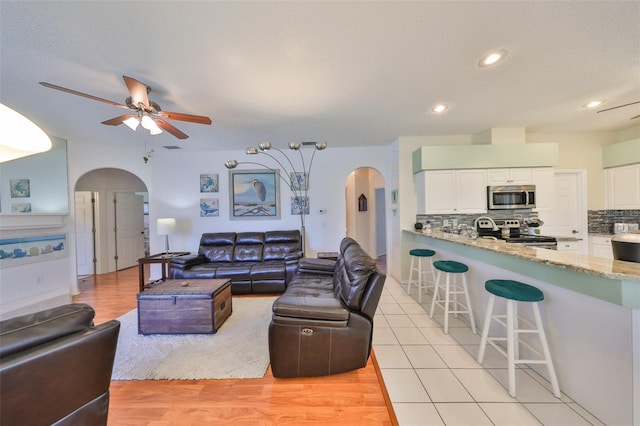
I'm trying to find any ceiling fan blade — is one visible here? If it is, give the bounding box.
[101,114,137,126]
[123,75,150,110]
[39,82,129,109]
[597,101,640,113]
[156,111,212,125]
[155,119,189,139]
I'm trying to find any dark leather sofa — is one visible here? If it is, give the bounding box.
[0,303,120,426]
[170,230,303,294]
[268,237,386,378]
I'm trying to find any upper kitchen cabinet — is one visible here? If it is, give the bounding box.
[416,169,487,214]
[531,167,555,211]
[487,168,532,185]
[606,163,640,209]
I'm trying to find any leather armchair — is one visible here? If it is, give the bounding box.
[0,304,120,426]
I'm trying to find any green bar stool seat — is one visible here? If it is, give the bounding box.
[429,260,476,335]
[407,249,437,303]
[477,279,561,398]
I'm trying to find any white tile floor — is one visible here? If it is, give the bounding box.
[372,276,605,426]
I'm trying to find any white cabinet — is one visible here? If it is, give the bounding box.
[556,240,581,253]
[416,169,487,214]
[531,167,555,211]
[606,164,640,209]
[487,168,532,185]
[590,235,614,259]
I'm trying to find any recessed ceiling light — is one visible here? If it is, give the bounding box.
[582,100,605,109]
[430,104,449,113]
[478,49,508,67]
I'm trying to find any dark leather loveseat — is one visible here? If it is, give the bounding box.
[268,237,386,378]
[170,230,303,294]
[0,303,120,426]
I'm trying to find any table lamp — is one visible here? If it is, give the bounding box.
[157,218,176,254]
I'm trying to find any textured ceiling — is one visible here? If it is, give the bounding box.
[1,1,639,152]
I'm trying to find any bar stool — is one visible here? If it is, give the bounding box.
[429,260,476,334]
[407,248,436,303]
[477,279,561,398]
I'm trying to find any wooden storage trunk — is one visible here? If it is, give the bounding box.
[137,279,232,335]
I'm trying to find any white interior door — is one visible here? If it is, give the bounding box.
[75,191,95,276]
[115,192,145,270]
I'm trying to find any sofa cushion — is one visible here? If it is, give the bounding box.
[0,304,95,358]
[214,264,253,281]
[335,242,376,310]
[251,261,285,280]
[199,233,236,263]
[264,230,302,260]
[272,274,350,322]
[233,244,263,262]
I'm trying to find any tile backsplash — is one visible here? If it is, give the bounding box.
[588,210,640,234]
[415,210,539,234]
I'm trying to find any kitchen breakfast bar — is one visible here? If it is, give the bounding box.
[403,230,640,426]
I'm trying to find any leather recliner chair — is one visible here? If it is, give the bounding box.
[268,237,386,378]
[0,303,120,426]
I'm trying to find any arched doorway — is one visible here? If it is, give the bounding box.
[74,168,148,275]
[345,167,386,272]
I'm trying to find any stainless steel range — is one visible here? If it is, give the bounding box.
[474,217,557,249]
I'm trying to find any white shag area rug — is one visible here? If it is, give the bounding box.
[111,296,276,380]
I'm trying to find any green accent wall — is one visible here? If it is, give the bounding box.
[602,138,640,168]
[412,143,559,173]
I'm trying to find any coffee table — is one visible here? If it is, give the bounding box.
[137,279,232,335]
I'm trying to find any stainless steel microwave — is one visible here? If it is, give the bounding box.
[487,185,536,209]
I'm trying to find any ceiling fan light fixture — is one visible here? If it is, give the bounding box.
[123,116,140,131]
[149,126,163,136]
[141,113,162,135]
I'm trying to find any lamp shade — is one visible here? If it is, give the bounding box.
[157,218,176,235]
[0,103,52,163]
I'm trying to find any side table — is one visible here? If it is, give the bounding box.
[138,252,190,292]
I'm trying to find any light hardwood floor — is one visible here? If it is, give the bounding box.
[74,267,397,425]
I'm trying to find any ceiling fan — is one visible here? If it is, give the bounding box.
[39,76,212,139]
[596,100,640,120]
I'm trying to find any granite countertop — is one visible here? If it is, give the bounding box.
[406,230,640,282]
[553,236,582,242]
[588,232,615,237]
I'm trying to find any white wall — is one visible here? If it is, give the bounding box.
[527,131,617,210]
[146,145,390,258]
[0,136,154,318]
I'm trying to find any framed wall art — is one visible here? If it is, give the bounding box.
[0,233,67,267]
[200,198,219,217]
[11,203,31,213]
[291,196,309,215]
[10,179,30,198]
[229,169,280,219]
[200,173,219,193]
[290,172,308,191]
